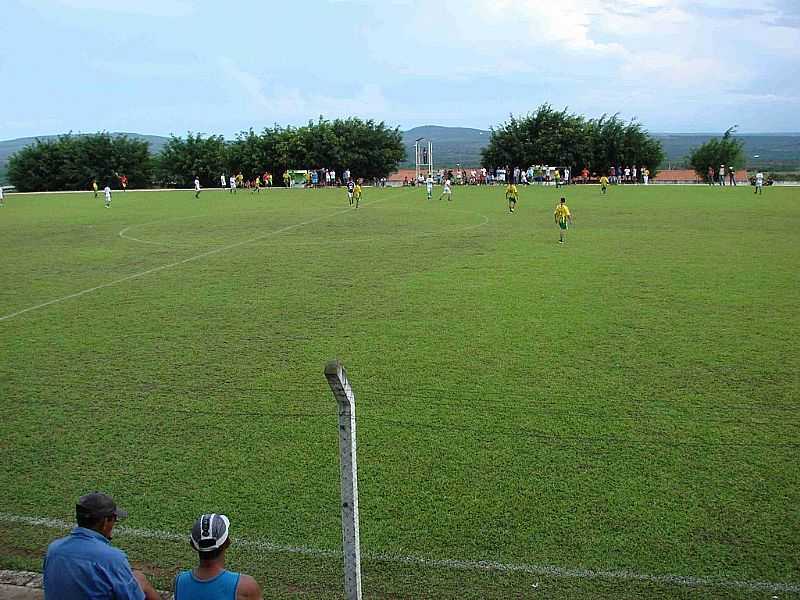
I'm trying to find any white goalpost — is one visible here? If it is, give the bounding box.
[414,138,434,181]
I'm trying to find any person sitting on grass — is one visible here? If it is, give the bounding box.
[174,513,262,600]
[43,492,160,600]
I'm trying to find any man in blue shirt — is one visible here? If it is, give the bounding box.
[43,492,159,600]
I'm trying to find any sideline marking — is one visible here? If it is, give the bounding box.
[0,512,797,593]
[0,196,394,322]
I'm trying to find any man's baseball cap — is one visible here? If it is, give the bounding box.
[190,514,231,552]
[76,492,128,520]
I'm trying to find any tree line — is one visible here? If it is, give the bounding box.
[11,105,743,192]
[481,104,665,176]
[7,118,405,192]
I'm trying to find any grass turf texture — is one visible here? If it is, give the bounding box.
[0,184,798,598]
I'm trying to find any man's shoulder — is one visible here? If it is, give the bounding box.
[48,530,126,560]
[236,573,262,599]
[46,533,73,553]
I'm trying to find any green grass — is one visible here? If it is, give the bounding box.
[0,184,798,598]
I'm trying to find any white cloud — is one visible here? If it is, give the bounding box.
[218,58,389,122]
[618,53,743,87]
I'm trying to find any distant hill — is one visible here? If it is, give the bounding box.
[401,127,800,170]
[401,126,491,168]
[653,133,800,170]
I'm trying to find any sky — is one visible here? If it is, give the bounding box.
[1,0,799,140]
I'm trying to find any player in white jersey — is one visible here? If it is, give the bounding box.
[0,185,5,207]
[103,185,112,208]
[194,176,201,198]
[755,171,764,195]
[220,174,227,189]
[426,175,433,199]
[438,178,452,201]
[229,176,237,194]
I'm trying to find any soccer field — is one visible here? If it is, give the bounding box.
[0,184,798,598]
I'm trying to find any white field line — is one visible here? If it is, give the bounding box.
[0,196,392,323]
[1,513,797,594]
[118,215,204,247]
[118,209,490,249]
[3,187,304,196]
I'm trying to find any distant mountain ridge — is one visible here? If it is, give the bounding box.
[2,128,799,184]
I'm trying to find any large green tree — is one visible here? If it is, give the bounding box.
[689,127,745,181]
[7,133,151,192]
[481,104,664,175]
[155,133,227,188]
[227,118,405,184]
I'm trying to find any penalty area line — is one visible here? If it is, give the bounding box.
[0,196,392,323]
[0,513,796,594]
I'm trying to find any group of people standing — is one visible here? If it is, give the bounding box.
[605,165,650,185]
[706,165,738,186]
[219,172,272,195]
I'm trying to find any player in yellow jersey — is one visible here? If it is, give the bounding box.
[354,179,363,208]
[253,176,261,194]
[599,175,609,194]
[554,197,573,244]
[505,182,519,213]
[92,179,99,198]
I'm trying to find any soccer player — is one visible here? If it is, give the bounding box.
[554,197,572,244]
[220,173,227,189]
[119,174,128,192]
[104,184,112,208]
[353,179,363,208]
[346,179,355,205]
[0,185,4,207]
[554,169,562,188]
[755,171,764,195]
[426,174,433,199]
[642,166,649,185]
[229,175,237,194]
[194,176,201,198]
[599,174,609,194]
[438,177,452,201]
[92,179,99,198]
[253,176,261,194]
[505,182,519,213]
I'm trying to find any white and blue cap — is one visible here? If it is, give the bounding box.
[190,514,231,552]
